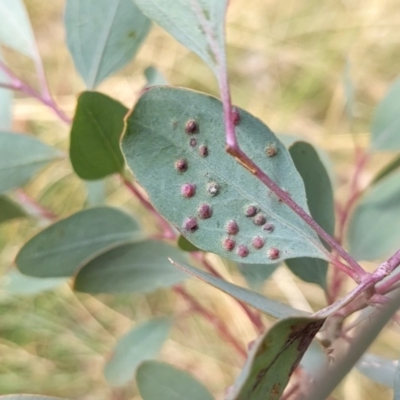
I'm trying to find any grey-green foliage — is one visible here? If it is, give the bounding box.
[122,87,327,264]
[65,0,151,88]
[357,353,398,388]
[286,141,335,288]
[16,206,143,277]
[104,318,172,386]
[370,77,400,150]
[348,172,400,261]
[134,0,228,75]
[74,241,187,293]
[0,196,26,224]
[238,262,279,290]
[137,361,214,400]
[0,132,62,194]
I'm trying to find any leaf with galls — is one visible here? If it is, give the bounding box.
[122,87,328,264]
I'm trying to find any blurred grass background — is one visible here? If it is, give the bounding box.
[0,0,399,398]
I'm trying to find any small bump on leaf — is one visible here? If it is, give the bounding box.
[197,203,212,219]
[253,213,266,226]
[245,205,258,217]
[175,158,188,172]
[183,217,198,232]
[223,237,236,251]
[225,220,239,235]
[237,244,249,258]
[207,181,219,196]
[265,143,278,157]
[263,223,275,232]
[252,236,264,249]
[268,247,280,260]
[185,119,198,134]
[199,145,208,157]
[189,138,197,147]
[181,183,196,198]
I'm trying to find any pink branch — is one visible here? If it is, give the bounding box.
[0,60,71,124]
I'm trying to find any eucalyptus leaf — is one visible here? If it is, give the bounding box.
[238,262,279,290]
[74,240,187,293]
[144,66,167,87]
[286,142,334,288]
[170,261,306,318]
[0,196,26,224]
[372,153,400,185]
[105,318,172,386]
[122,87,327,264]
[394,360,400,400]
[357,353,397,388]
[0,132,62,193]
[70,91,127,179]
[0,52,13,130]
[0,0,37,58]
[177,235,200,252]
[134,0,227,75]
[226,316,325,400]
[65,0,151,88]
[370,78,400,150]
[16,206,143,277]
[348,172,400,261]
[85,179,106,206]
[137,361,214,400]
[2,270,66,295]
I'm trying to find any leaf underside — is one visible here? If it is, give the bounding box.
[122,87,327,265]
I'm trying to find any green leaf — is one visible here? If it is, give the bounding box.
[104,318,172,386]
[0,397,67,400]
[85,179,106,206]
[0,0,37,58]
[122,87,327,264]
[370,78,400,151]
[16,206,143,277]
[171,261,306,318]
[357,353,397,388]
[372,153,400,184]
[70,91,127,179]
[238,262,279,290]
[134,0,227,75]
[226,316,325,400]
[0,52,13,130]
[177,235,200,252]
[394,360,400,400]
[137,361,214,400]
[0,132,61,194]
[65,0,151,89]
[144,66,167,87]
[0,196,26,224]
[2,270,66,295]
[74,240,187,293]
[348,172,400,260]
[286,142,335,288]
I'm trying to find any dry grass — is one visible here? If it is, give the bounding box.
[0,0,399,398]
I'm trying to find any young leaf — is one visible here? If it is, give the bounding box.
[0,52,13,130]
[357,353,397,388]
[395,361,400,400]
[16,206,143,277]
[0,132,62,194]
[370,78,400,151]
[226,316,325,400]
[170,261,306,318]
[0,0,37,59]
[286,142,335,288]
[144,66,167,87]
[70,91,127,179]
[0,196,26,224]
[74,240,187,293]
[133,0,228,75]
[137,361,214,400]
[122,87,327,264]
[65,0,151,89]
[238,262,279,291]
[372,153,400,185]
[104,318,172,386]
[2,270,66,296]
[348,172,400,260]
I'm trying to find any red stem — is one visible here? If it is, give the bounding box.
[174,285,247,358]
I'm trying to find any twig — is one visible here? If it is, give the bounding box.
[0,59,71,124]
[174,285,247,358]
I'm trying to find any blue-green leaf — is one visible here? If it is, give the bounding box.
[0,132,62,194]
[105,318,172,386]
[357,353,397,388]
[16,206,143,277]
[65,0,151,88]
[137,361,214,400]
[0,195,26,224]
[74,240,187,293]
[238,262,279,290]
